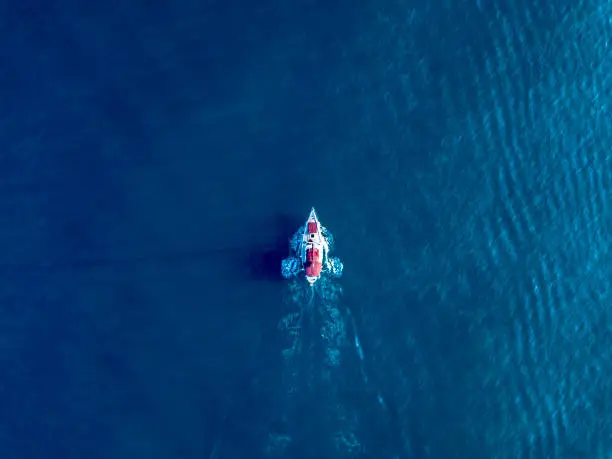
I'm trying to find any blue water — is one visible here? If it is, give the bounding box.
[2,0,612,458]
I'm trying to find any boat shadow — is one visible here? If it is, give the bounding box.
[245,213,300,282]
[0,213,301,284]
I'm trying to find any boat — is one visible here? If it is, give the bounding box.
[281,207,343,284]
[300,207,329,286]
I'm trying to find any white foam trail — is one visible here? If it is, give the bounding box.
[346,308,390,412]
[346,308,370,385]
[347,308,365,361]
[354,334,364,361]
[208,416,227,459]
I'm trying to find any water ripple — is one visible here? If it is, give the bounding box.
[346,0,612,457]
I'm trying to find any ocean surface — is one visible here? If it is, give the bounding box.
[2,0,612,458]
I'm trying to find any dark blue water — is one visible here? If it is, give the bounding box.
[2,0,612,458]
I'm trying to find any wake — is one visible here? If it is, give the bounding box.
[272,275,369,456]
[278,277,344,366]
[274,275,401,457]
